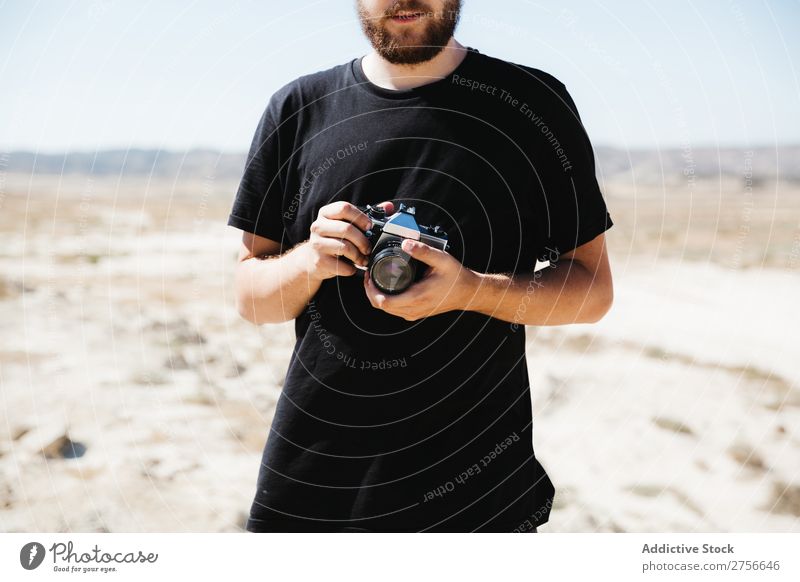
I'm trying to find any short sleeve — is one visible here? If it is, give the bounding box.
[227,101,287,243]
[534,82,613,262]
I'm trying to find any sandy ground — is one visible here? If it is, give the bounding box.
[0,173,798,532]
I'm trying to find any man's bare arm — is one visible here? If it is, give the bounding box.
[233,201,384,325]
[233,234,320,324]
[363,231,613,325]
[467,233,613,325]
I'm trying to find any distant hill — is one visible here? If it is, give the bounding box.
[593,145,800,184]
[3,145,798,183]
[1,149,247,180]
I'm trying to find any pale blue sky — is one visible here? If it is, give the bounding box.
[1,0,798,152]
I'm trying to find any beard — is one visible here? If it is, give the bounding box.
[357,0,462,65]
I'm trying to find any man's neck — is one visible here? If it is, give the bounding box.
[361,37,467,91]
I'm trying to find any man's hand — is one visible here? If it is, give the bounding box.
[300,200,393,281]
[363,231,614,326]
[232,200,396,325]
[364,238,479,321]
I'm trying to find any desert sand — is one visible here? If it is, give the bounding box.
[1,169,798,532]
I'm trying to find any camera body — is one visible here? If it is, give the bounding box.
[357,203,449,295]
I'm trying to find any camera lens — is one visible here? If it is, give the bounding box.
[370,246,415,294]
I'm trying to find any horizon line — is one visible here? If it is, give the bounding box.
[2,142,799,157]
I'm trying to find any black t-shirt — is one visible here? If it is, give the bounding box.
[227,47,613,532]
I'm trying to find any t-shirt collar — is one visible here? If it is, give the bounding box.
[350,46,479,100]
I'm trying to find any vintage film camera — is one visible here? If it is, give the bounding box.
[355,203,449,295]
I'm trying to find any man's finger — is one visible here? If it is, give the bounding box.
[364,272,427,312]
[330,256,358,277]
[375,200,395,216]
[319,200,372,232]
[313,218,371,256]
[363,271,387,308]
[321,238,366,267]
[400,239,449,268]
[364,271,414,313]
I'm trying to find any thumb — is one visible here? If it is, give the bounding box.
[375,200,395,215]
[400,238,449,268]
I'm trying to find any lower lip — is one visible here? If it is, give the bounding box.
[390,14,423,24]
